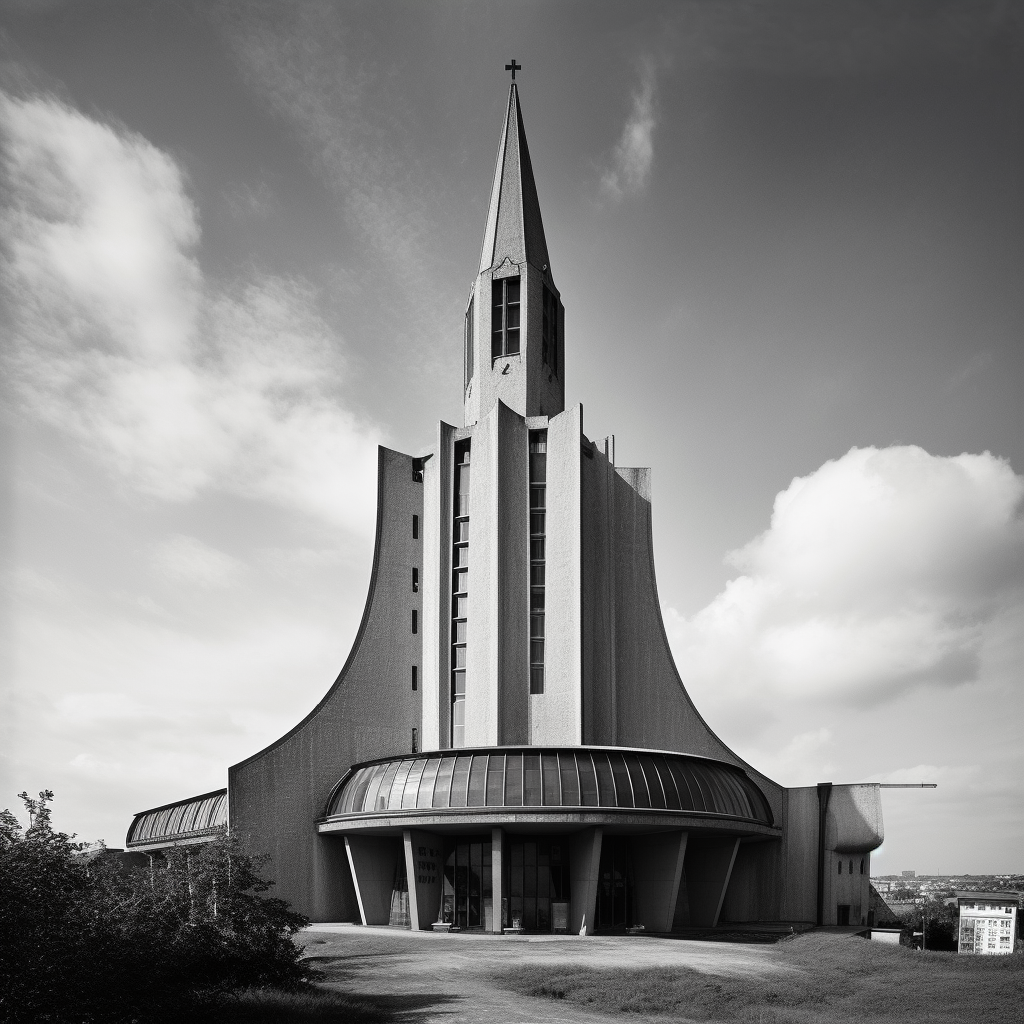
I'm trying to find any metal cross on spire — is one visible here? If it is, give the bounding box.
[505,58,521,81]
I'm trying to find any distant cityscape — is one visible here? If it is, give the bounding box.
[873,873,1022,904]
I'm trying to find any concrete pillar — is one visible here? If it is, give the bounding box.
[404,830,444,930]
[344,835,402,926]
[685,837,740,928]
[569,826,603,935]
[631,830,688,933]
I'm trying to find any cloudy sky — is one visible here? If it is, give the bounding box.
[1,0,1021,875]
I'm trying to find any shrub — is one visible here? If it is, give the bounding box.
[0,791,310,1023]
[905,897,959,951]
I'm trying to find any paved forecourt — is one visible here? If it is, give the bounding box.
[298,924,799,1024]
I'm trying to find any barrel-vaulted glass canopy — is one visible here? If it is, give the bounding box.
[325,748,772,825]
[126,789,227,849]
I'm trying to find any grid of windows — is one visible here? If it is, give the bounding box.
[491,276,521,359]
[542,286,558,376]
[451,440,471,747]
[529,431,547,694]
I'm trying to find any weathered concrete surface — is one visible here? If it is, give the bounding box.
[298,925,798,1024]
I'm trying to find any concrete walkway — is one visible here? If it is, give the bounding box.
[298,925,802,1024]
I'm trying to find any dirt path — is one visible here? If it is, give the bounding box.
[299,926,798,1024]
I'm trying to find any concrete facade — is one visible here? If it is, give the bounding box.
[127,81,888,934]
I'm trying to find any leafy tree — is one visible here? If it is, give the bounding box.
[906,896,959,951]
[0,791,310,1023]
[891,885,919,901]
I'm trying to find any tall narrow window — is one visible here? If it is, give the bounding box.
[412,514,419,539]
[451,440,471,746]
[491,276,521,359]
[542,286,558,377]
[412,610,418,634]
[411,665,418,691]
[464,297,474,390]
[529,430,547,694]
[412,567,419,592]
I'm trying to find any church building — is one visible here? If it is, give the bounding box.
[127,81,887,934]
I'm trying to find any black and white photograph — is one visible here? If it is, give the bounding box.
[2,2,1022,1021]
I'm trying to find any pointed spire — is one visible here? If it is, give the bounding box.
[478,84,551,275]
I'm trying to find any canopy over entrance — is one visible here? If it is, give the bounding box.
[321,746,773,832]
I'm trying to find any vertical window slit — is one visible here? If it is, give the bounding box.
[542,286,558,377]
[451,440,471,747]
[529,430,547,694]
[465,297,475,391]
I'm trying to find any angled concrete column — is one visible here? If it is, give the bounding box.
[345,835,402,926]
[312,834,359,923]
[404,830,444,930]
[685,837,740,928]
[491,827,505,932]
[569,826,603,935]
[631,830,688,933]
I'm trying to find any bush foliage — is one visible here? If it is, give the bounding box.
[0,791,310,1023]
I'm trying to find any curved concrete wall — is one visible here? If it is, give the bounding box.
[228,446,424,920]
[580,443,783,822]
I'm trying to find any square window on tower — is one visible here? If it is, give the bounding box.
[491,276,521,360]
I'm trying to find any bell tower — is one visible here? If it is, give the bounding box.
[463,83,565,426]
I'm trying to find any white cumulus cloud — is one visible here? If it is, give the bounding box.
[665,445,1024,867]
[601,58,658,199]
[670,445,1024,711]
[0,91,380,533]
[150,536,242,589]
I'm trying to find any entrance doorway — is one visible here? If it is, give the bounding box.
[837,904,851,926]
[596,836,635,931]
[507,838,570,932]
[438,835,571,932]
[441,838,492,930]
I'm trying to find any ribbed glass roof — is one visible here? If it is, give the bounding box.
[326,749,772,825]
[126,789,227,847]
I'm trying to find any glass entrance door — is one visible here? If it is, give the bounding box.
[596,836,635,931]
[506,838,570,932]
[442,838,492,930]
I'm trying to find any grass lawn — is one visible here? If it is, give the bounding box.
[494,932,1024,1023]
[198,987,389,1023]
